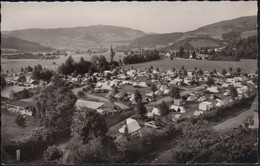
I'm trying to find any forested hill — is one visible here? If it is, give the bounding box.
[1,35,54,52]
[122,15,257,50]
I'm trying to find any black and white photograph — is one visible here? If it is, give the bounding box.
[1,1,258,164]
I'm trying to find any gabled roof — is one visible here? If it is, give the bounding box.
[6,100,32,108]
[76,99,104,110]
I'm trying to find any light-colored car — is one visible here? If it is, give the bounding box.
[144,121,158,129]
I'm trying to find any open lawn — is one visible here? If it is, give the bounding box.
[1,106,40,146]
[123,57,257,74]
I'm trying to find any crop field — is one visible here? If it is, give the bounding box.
[123,57,257,74]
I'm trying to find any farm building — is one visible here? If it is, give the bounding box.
[119,118,141,134]
[199,101,213,111]
[6,100,33,116]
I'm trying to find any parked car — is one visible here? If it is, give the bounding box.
[144,121,158,129]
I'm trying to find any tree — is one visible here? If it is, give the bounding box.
[110,46,115,63]
[181,65,185,70]
[229,67,233,72]
[71,108,108,144]
[1,74,6,89]
[172,68,175,72]
[25,65,33,73]
[32,64,43,81]
[222,69,227,76]
[229,86,238,99]
[135,99,147,118]
[119,59,123,66]
[20,67,24,73]
[134,90,142,103]
[72,136,106,163]
[206,77,215,85]
[212,69,217,74]
[33,74,77,135]
[15,115,26,128]
[43,145,63,162]
[170,86,180,98]
[150,83,157,92]
[158,100,170,117]
[237,67,241,73]
[179,47,185,58]
[198,69,203,76]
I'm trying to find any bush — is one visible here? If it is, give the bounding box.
[43,145,63,162]
[15,115,26,128]
[77,91,85,97]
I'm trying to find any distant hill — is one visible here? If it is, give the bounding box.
[2,25,146,50]
[127,15,257,49]
[1,35,54,52]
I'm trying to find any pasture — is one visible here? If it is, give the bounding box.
[123,57,257,74]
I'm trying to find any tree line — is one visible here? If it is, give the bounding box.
[123,49,160,64]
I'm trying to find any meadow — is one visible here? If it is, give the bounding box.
[1,52,257,74]
[123,57,258,74]
[1,51,126,73]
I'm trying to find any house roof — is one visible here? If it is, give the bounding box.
[76,99,104,110]
[6,100,32,108]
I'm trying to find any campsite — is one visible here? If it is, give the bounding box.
[1,1,258,164]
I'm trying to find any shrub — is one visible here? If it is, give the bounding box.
[77,91,85,97]
[15,115,26,128]
[43,145,63,162]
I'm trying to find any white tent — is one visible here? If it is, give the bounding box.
[179,107,186,113]
[194,110,204,116]
[139,82,148,88]
[187,95,197,101]
[207,86,219,93]
[232,82,242,88]
[223,91,229,96]
[119,118,141,133]
[145,92,155,97]
[199,101,213,111]
[146,107,161,117]
[155,90,163,96]
[170,105,179,112]
[100,84,113,91]
[216,100,226,107]
[198,96,206,102]
[163,89,170,95]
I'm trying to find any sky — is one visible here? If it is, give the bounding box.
[1,1,257,33]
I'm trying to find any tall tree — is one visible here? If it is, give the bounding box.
[158,100,170,117]
[110,46,115,63]
[135,100,147,118]
[71,108,108,144]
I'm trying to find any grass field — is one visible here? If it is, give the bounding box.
[1,106,40,146]
[1,51,126,73]
[1,53,257,74]
[123,57,257,74]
